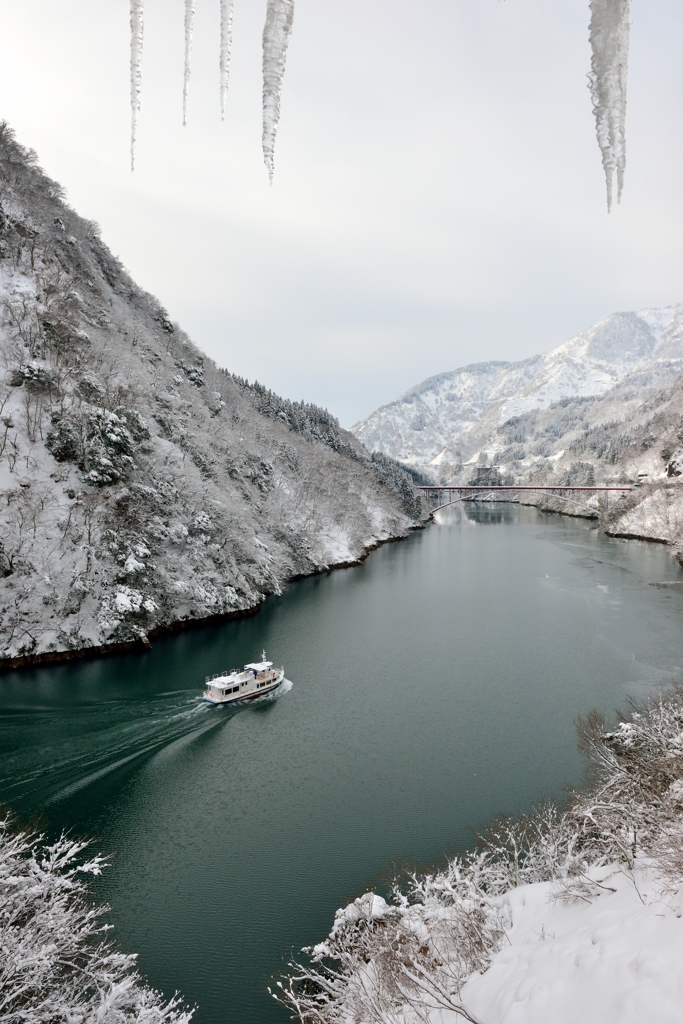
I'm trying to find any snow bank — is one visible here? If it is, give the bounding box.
[460,864,683,1024]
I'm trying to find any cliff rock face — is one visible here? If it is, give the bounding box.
[0,125,423,666]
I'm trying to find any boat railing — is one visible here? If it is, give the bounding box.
[204,666,283,686]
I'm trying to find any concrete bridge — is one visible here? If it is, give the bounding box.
[418,485,634,518]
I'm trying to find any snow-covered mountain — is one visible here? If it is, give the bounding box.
[0,126,423,668]
[352,306,683,475]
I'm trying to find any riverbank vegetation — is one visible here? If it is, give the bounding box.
[0,818,193,1024]
[274,685,683,1023]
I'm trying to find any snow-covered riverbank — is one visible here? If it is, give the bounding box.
[277,687,683,1024]
[459,862,683,1024]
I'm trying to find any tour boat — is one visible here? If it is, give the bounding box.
[203,652,284,705]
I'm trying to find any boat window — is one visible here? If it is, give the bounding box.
[232,686,239,693]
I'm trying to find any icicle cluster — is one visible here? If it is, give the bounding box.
[124,0,640,199]
[129,0,144,171]
[588,0,630,211]
[183,0,196,127]
[128,0,295,179]
[219,0,234,121]
[262,0,296,183]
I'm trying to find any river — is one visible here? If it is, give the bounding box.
[2,504,683,1023]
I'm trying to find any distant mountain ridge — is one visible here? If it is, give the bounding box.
[352,305,683,473]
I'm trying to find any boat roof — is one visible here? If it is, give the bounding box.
[244,660,272,670]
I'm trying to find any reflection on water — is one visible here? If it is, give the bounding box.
[1,505,683,1024]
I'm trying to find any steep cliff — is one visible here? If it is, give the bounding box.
[0,125,423,667]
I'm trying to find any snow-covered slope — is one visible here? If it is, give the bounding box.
[0,125,423,668]
[460,864,683,1024]
[352,305,683,473]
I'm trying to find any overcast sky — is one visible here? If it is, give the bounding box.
[1,0,682,425]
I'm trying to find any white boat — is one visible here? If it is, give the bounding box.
[203,651,284,705]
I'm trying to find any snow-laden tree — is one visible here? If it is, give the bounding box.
[0,816,193,1024]
[126,1,632,201]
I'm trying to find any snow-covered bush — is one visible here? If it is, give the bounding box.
[46,413,80,462]
[277,688,683,1023]
[667,447,683,478]
[47,408,148,486]
[0,817,192,1024]
[83,410,136,485]
[10,360,59,394]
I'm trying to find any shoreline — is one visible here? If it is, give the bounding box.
[3,502,675,676]
[0,525,426,675]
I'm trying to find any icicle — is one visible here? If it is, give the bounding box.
[130,0,144,171]
[588,0,630,211]
[183,0,196,127]
[262,0,295,183]
[220,0,234,121]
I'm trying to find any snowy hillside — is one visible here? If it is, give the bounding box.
[0,125,423,668]
[352,305,683,475]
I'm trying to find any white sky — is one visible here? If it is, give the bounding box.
[1,0,682,426]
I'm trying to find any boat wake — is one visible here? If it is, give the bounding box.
[253,676,293,704]
[0,678,294,810]
[0,691,217,810]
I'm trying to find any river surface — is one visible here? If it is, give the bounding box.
[2,505,683,1022]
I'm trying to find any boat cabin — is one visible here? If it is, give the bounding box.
[203,655,283,704]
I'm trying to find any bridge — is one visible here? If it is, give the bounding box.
[417,485,634,518]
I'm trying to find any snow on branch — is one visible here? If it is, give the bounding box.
[588,0,630,211]
[0,817,193,1024]
[262,0,296,183]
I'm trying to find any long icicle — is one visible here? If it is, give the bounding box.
[262,0,295,183]
[219,0,235,121]
[588,0,630,211]
[183,0,196,126]
[130,0,144,170]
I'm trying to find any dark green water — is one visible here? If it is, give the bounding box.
[2,505,683,1023]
